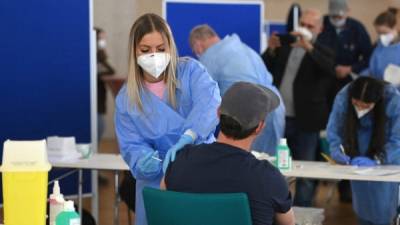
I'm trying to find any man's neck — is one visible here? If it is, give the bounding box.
[217,133,253,152]
[206,36,221,50]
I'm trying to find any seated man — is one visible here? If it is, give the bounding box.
[161,82,294,225]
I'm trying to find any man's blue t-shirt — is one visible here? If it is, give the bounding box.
[165,142,292,225]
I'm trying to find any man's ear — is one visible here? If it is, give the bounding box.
[254,121,265,135]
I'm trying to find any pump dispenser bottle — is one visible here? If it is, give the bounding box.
[49,180,65,225]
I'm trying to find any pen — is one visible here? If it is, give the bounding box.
[320,152,336,165]
[152,156,162,162]
[340,145,350,165]
[340,145,346,155]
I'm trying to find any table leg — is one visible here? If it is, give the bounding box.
[78,169,83,217]
[114,171,120,225]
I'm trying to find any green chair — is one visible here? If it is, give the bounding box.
[143,187,252,225]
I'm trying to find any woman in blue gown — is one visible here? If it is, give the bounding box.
[114,13,221,225]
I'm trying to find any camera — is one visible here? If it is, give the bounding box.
[277,34,297,45]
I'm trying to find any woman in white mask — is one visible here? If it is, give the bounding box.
[327,77,400,225]
[367,8,400,87]
[114,13,221,225]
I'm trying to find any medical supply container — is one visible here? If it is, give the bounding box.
[1,140,52,225]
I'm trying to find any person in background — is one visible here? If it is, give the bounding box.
[114,13,221,225]
[189,25,285,155]
[327,77,400,225]
[262,9,335,207]
[319,0,372,104]
[95,27,115,140]
[366,8,400,89]
[318,0,373,203]
[162,82,295,225]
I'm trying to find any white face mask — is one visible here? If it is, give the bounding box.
[330,17,346,28]
[380,32,396,47]
[137,52,171,79]
[296,26,313,41]
[354,105,374,118]
[98,39,107,49]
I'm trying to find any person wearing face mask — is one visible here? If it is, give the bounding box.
[95,27,115,140]
[188,24,285,156]
[263,9,336,207]
[114,13,220,225]
[318,0,373,203]
[327,76,400,225]
[365,8,400,88]
[319,0,372,91]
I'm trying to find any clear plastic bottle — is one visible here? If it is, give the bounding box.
[49,180,65,225]
[276,138,292,172]
[55,200,80,225]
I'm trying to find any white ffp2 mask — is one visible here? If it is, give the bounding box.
[354,105,373,118]
[329,17,346,28]
[296,26,313,41]
[98,39,107,49]
[137,53,171,79]
[380,32,396,47]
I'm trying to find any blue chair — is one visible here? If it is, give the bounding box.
[143,187,252,225]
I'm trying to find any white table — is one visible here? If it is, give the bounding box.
[52,154,400,225]
[285,161,400,182]
[52,154,129,225]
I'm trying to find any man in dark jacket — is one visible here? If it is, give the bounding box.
[262,9,335,207]
[318,0,373,107]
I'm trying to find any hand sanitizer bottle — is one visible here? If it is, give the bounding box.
[277,138,292,172]
[49,180,65,225]
[56,200,80,225]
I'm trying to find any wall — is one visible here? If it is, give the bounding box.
[95,0,399,139]
[93,0,138,139]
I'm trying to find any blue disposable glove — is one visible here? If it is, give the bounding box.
[351,156,378,167]
[162,134,194,173]
[331,150,350,165]
[136,151,162,180]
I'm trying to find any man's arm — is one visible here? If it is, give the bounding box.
[160,177,167,190]
[262,33,282,71]
[307,42,336,77]
[351,24,373,74]
[275,208,295,225]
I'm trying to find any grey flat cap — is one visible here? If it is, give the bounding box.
[220,82,280,130]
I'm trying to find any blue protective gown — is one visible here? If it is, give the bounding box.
[115,57,221,225]
[199,34,285,155]
[368,41,400,87]
[327,84,400,224]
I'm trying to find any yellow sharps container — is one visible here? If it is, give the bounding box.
[1,140,52,225]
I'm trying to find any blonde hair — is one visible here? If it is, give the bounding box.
[127,13,179,111]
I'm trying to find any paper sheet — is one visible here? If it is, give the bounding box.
[351,167,400,176]
[384,64,400,86]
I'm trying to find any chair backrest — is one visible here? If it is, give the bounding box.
[143,187,253,225]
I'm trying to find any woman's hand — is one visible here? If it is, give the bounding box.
[136,151,162,180]
[162,134,195,173]
[351,156,378,167]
